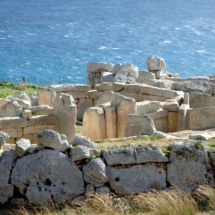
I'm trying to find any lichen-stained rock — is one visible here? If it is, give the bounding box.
[70,135,97,149]
[167,141,214,191]
[124,115,156,137]
[0,131,10,146]
[102,147,136,166]
[71,146,91,162]
[107,164,166,195]
[0,149,16,204]
[82,158,108,187]
[11,149,84,205]
[16,138,31,157]
[135,145,168,163]
[36,129,69,152]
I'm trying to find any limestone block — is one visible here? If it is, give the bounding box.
[0,149,15,204]
[161,89,178,99]
[15,138,31,157]
[102,147,136,166]
[1,128,22,138]
[11,150,85,205]
[70,135,97,149]
[0,100,21,117]
[136,101,160,115]
[0,131,10,145]
[66,91,88,99]
[87,90,103,99]
[184,93,189,105]
[104,105,116,139]
[50,84,74,93]
[167,141,214,191]
[140,85,162,97]
[154,118,168,133]
[117,92,139,101]
[39,88,56,107]
[146,108,168,120]
[186,107,215,130]
[93,99,98,106]
[142,95,164,102]
[136,70,155,83]
[97,82,113,91]
[87,72,101,88]
[83,158,108,187]
[83,107,106,141]
[112,82,125,92]
[0,98,9,109]
[96,91,115,106]
[6,138,16,144]
[124,115,156,137]
[73,84,91,92]
[21,134,35,144]
[53,93,77,140]
[24,125,55,135]
[168,112,178,132]
[135,145,168,163]
[137,93,145,102]
[163,101,179,112]
[0,117,27,129]
[25,105,54,115]
[86,62,114,73]
[101,71,115,82]
[124,84,140,93]
[145,56,166,71]
[36,129,69,152]
[76,99,93,121]
[10,98,31,110]
[107,164,166,195]
[71,146,91,161]
[177,104,189,132]
[28,92,39,106]
[14,91,30,103]
[189,92,215,108]
[27,115,56,127]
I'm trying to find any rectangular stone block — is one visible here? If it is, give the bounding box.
[146,108,168,120]
[0,128,22,138]
[140,85,162,97]
[168,112,178,132]
[66,91,88,99]
[117,92,139,101]
[124,84,140,93]
[142,95,161,102]
[97,82,113,91]
[87,90,103,99]
[104,106,116,139]
[23,125,55,135]
[20,134,36,144]
[0,117,27,129]
[154,118,168,133]
[112,82,125,92]
[50,84,74,93]
[161,89,178,99]
[6,138,16,144]
[136,101,160,115]
[177,104,189,131]
[27,115,57,127]
[73,84,91,92]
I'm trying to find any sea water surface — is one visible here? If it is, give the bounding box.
[0,0,215,85]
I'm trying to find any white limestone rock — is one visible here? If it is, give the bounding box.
[136,101,160,115]
[101,71,115,82]
[71,146,91,161]
[16,138,31,157]
[82,158,108,187]
[0,131,10,146]
[113,62,139,84]
[50,84,74,93]
[70,135,97,149]
[0,149,16,204]
[87,62,114,73]
[162,101,179,112]
[136,70,155,83]
[0,100,21,117]
[189,92,215,108]
[11,149,85,205]
[102,147,136,166]
[36,129,69,152]
[167,141,214,191]
[107,164,166,195]
[145,56,166,72]
[28,92,39,106]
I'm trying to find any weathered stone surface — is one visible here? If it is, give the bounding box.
[189,92,215,108]
[71,146,91,161]
[167,141,214,191]
[29,92,39,106]
[83,158,108,187]
[117,92,140,101]
[103,147,136,166]
[76,99,93,121]
[0,98,9,109]
[0,149,15,204]
[97,82,113,91]
[0,128,22,139]
[177,104,189,132]
[112,82,125,92]
[136,101,160,115]
[101,71,114,82]
[146,108,168,120]
[0,100,21,117]
[104,105,116,139]
[189,134,212,141]
[168,112,178,132]
[124,84,140,93]
[53,93,77,140]
[154,118,168,133]
[16,138,31,157]
[87,72,101,88]
[27,115,56,127]
[83,107,106,141]
[107,164,166,195]
[113,62,139,84]
[163,101,179,112]
[11,150,84,205]
[87,90,103,99]
[50,84,74,93]
[85,184,94,198]
[25,105,54,115]
[135,145,168,163]
[146,56,166,72]
[124,115,156,137]
[70,135,97,149]
[10,98,31,109]
[0,131,10,145]
[136,70,155,83]
[14,91,31,103]
[87,62,114,73]
[96,187,110,194]
[67,91,88,99]
[73,84,91,92]
[96,91,115,106]
[23,125,55,135]
[39,88,56,107]
[186,107,215,130]
[0,117,27,129]
[36,129,69,152]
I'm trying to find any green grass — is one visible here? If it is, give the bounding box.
[0,82,39,98]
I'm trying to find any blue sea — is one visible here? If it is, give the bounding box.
[0,0,215,85]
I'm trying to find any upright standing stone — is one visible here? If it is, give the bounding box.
[0,100,21,117]
[39,88,56,107]
[53,93,77,140]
